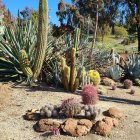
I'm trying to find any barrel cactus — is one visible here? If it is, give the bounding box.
[82,84,99,105]
[61,98,82,117]
[88,70,101,86]
[33,0,48,81]
[123,79,132,89]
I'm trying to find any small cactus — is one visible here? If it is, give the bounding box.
[82,84,99,105]
[61,98,82,118]
[40,104,60,118]
[123,79,132,89]
[83,105,101,120]
[88,70,101,86]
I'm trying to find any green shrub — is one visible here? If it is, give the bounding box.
[114,26,128,38]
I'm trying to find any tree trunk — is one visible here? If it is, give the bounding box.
[90,1,99,60]
[111,23,115,35]
[138,26,140,52]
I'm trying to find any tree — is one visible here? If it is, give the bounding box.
[123,0,140,51]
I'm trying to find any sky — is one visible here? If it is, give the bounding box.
[2,0,71,25]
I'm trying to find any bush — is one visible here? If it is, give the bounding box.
[114,26,128,38]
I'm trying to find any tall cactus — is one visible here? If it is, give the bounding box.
[74,28,81,50]
[32,0,48,81]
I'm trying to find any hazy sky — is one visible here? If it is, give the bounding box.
[2,0,71,25]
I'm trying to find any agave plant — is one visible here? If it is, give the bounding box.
[0,21,37,81]
[118,54,140,80]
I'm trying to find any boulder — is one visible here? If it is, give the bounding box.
[104,107,123,119]
[102,77,116,86]
[61,118,93,137]
[94,120,112,136]
[102,117,119,127]
[35,119,61,132]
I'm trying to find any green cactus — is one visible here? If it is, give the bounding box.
[74,28,81,50]
[18,50,33,78]
[33,0,48,81]
[69,48,77,92]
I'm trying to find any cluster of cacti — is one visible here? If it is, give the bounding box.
[60,28,81,92]
[18,50,33,78]
[60,98,82,117]
[83,105,101,120]
[123,79,132,89]
[82,84,99,105]
[61,48,81,92]
[40,104,60,118]
[88,70,101,86]
[33,0,48,81]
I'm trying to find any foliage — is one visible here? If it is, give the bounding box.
[82,84,99,105]
[114,26,128,38]
[61,98,82,117]
[123,79,132,89]
[0,21,37,81]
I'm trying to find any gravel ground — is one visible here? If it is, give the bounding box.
[0,84,140,140]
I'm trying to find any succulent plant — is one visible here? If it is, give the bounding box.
[40,104,60,118]
[82,84,99,105]
[83,105,101,120]
[61,98,82,118]
[33,0,48,81]
[123,79,132,89]
[88,70,101,86]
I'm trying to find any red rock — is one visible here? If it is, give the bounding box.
[35,119,61,132]
[61,118,93,137]
[104,107,123,119]
[94,120,112,136]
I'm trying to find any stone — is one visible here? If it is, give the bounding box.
[61,118,93,137]
[104,107,123,119]
[102,117,119,128]
[97,85,108,95]
[102,77,116,86]
[35,119,61,132]
[24,109,40,121]
[94,120,112,136]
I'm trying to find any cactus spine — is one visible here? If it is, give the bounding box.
[18,50,33,78]
[32,0,48,81]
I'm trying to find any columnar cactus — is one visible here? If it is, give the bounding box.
[82,84,99,105]
[32,0,48,81]
[18,50,33,78]
[69,48,77,92]
[74,28,80,50]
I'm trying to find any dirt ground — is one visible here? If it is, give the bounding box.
[0,83,140,140]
